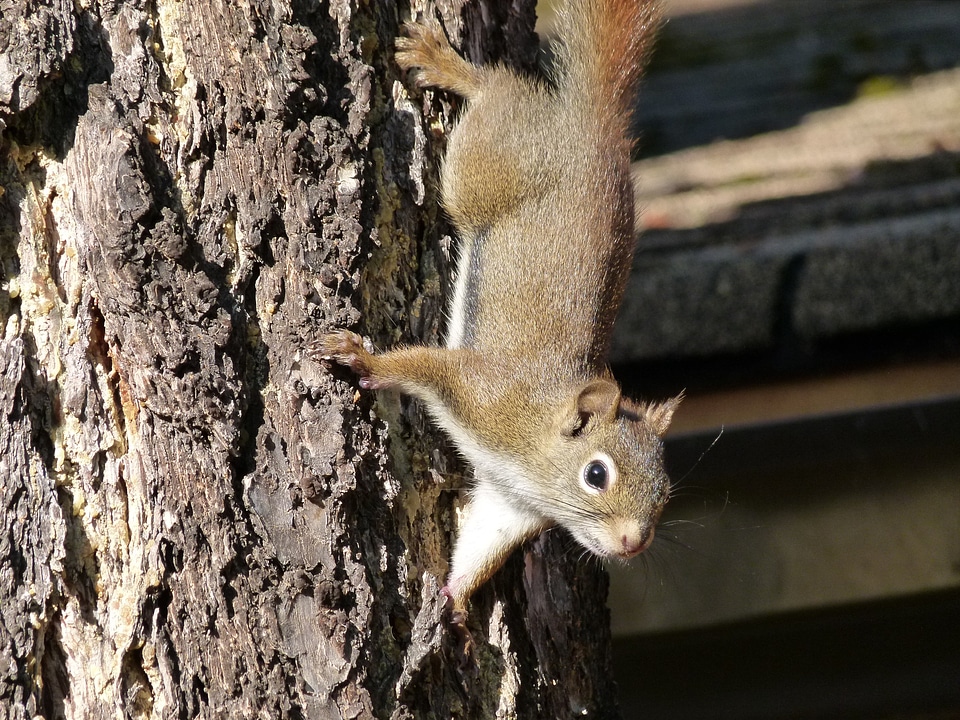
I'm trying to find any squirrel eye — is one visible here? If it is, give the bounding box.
[580,452,618,494]
[583,461,609,491]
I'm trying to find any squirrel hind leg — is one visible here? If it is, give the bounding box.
[395,21,485,99]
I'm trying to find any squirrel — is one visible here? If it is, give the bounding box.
[315,0,677,618]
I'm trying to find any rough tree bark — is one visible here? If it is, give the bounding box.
[1,0,622,717]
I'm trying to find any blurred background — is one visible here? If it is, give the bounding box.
[542,0,960,717]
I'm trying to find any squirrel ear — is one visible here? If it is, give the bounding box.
[576,379,622,422]
[643,392,683,437]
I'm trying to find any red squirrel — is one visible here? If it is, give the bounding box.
[316,0,676,618]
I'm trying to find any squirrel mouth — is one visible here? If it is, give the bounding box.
[616,525,655,558]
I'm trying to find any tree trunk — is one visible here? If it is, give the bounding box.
[1,0,622,717]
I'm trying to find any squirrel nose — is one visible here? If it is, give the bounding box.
[619,525,654,557]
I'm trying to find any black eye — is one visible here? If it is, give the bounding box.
[584,461,609,491]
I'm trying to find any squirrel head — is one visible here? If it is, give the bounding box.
[539,378,681,559]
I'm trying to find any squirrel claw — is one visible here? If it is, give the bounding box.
[440,586,476,670]
[440,585,468,626]
[395,20,482,97]
[311,330,375,378]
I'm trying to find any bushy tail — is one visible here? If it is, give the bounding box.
[554,0,662,120]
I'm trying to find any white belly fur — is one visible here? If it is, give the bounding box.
[444,238,472,349]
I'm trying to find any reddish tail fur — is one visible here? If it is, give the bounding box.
[556,0,662,122]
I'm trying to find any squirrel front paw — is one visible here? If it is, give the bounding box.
[440,585,476,668]
[440,583,469,626]
[311,330,384,388]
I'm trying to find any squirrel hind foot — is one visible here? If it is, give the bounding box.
[395,21,484,99]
